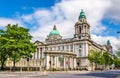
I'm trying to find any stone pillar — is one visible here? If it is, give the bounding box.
[74,58,76,68]
[69,57,72,68]
[82,43,85,57]
[72,57,74,69]
[85,42,88,56]
[46,55,50,70]
[64,56,66,70]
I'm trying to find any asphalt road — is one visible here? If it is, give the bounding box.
[0,70,120,78]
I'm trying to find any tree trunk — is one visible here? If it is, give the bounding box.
[12,58,16,71]
[92,62,94,71]
[1,58,6,70]
[1,61,5,70]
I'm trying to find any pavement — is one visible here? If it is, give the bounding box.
[0,70,91,78]
[0,70,119,78]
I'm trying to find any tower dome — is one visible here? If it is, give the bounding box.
[79,9,86,19]
[49,25,60,36]
[107,40,111,45]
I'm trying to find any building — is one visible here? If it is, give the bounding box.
[6,10,113,71]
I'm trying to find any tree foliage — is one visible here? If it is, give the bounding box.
[116,51,120,57]
[114,51,120,68]
[114,58,120,68]
[0,24,36,70]
[88,50,113,70]
[88,50,101,64]
[0,29,9,70]
[103,52,113,66]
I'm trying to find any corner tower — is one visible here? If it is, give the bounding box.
[74,10,90,39]
[106,40,113,54]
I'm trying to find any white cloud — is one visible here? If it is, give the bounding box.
[21,0,120,52]
[105,0,120,24]
[22,0,111,38]
[92,35,120,53]
[0,18,23,27]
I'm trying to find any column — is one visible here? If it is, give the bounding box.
[56,56,59,68]
[82,43,85,57]
[73,44,74,53]
[74,58,76,68]
[64,56,65,70]
[85,42,88,56]
[69,45,70,52]
[39,48,40,59]
[46,55,50,70]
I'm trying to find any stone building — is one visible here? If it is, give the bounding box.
[6,10,113,71]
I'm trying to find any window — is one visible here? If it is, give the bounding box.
[79,27,82,33]
[58,46,60,50]
[66,45,69,51]
[40,48,42,58]
[62,46,64,51]
[79,49,82,56]
[79,45,82,48]
[70,45,73,52]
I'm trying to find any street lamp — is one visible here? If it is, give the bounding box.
[27,57,30,71]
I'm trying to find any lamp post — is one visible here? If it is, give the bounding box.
[27,57,30,71]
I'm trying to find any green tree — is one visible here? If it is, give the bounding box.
[99,55,105,65]
[116,50,120,57]
[103,52,113,68]
[114,58,120,68]
[0,30,10,70]
[88,50,101,70]
[113,52,120,68]
[1,24,36,70]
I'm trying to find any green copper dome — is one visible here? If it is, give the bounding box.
[49,25,60,36]
[107,40,111,45]
[79,10,86,19]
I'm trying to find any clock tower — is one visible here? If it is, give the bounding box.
[74,10,90,39]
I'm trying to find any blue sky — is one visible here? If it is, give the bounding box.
[0,0,120,52]
[0,0,61,17]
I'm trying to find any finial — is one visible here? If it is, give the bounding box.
[53,25,57,30]
[81,9,83,12]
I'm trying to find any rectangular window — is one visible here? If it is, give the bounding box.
[79,45,82,48]
[40,48,42,58]
[79,49,82,56]
[70,45,73,52]
[66,45,69,51]
[62,46,64,51]
[58,46,60,50]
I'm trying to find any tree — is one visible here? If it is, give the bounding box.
[0,30,9,70]
[99,55,105,65]
[113,52,120,68]
[0,24,36,70]
[103,52,113,68]
[114,58,120,68]
[88,50,101,70]
[116,50,120,57]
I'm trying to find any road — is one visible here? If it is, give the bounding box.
[0,70,120,78]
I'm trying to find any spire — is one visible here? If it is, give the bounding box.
[107,40,111,45]
[53,25,57,30]
[79,9,86,19]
